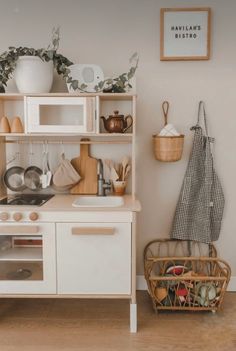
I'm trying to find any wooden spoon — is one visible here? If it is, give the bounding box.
[121,156,130,181]
[110,166,119,181]
[124,164,131,180]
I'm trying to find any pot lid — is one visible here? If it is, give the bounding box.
[109,110,124,118]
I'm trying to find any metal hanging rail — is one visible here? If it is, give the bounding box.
[2,139,131,145]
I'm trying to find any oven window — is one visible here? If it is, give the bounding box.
[0,235,43,281]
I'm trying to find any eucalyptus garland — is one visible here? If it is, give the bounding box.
[0,28,138,93]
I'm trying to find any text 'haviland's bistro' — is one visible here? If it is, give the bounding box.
[171,25,201,39]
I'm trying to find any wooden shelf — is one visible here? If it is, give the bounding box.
[0,93,136,101]
[0,133,133,137]
[1,133,133,144]
[0,94,24,101]
[0,247,42,261]
[0,92,136,197]
[0,133,27,137]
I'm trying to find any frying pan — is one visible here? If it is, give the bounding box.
[23,143,43,191]
[3,166,26,192]
[24,166,43,191]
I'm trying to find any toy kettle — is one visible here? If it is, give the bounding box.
[101,110,133,133]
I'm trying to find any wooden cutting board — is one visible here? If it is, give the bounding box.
[70,140,98,194]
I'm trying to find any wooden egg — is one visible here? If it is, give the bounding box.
[0,116,11,133]
[11,116,24,133]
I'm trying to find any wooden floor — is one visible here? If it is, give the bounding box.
[0,291,235,351]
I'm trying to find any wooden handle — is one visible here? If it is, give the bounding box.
[71,227,115,235]
[86,98,94,132]
[162,101,169,126]
[0,226,39,234]
[123,115,133,133]
[80,138,90,158]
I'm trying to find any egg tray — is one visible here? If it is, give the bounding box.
[143,239,231,312]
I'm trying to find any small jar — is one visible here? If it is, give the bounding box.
[113,180,127,195]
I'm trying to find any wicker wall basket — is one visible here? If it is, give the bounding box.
[153,101,184,162]
[153,134,184,162]
[144,239,231,313]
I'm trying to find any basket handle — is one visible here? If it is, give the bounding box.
[162,101,169,126]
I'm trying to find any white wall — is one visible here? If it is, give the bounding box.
[0,0,236,276]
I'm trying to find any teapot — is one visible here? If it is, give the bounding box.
[101,110,133,133]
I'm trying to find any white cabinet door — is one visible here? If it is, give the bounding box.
[56,223,131,294]
[0,223,56,294]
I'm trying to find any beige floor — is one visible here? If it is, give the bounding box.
[0,291,235,351]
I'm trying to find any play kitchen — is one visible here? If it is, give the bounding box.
[0,92,140,333]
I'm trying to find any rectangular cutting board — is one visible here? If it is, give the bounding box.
[70,141,98,194]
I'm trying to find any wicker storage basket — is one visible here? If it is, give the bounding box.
[153,101,184,162]
[144,239,231,312]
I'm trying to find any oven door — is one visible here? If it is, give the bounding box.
[0,223,56,294]
[25,96,96,134]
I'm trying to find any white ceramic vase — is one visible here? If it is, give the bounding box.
[14,56,54,93]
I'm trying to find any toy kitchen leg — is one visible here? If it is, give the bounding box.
[130,212,137,333]
[130,302,137,333]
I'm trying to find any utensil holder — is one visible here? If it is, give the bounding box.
[113,180,127,195]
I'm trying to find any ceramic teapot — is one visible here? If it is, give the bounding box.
[101,110,133,133]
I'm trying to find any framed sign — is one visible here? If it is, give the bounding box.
[160,8,211,61]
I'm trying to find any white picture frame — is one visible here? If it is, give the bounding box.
[160,8,211,61]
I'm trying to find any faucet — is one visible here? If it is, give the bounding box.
[97,159,112,196]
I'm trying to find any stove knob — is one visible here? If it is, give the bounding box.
[13,212,22,222]
[0,212,9,221]
[29,212,39,221]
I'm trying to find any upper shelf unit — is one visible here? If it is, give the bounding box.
[0,93,136,138]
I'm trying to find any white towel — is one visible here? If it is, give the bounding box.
[158,123,180,136]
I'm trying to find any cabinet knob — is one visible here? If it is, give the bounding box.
[13,212,22,222]
[29,212,38,221]
[0,212,9,221]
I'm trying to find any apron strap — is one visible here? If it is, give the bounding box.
[197,101,209,137]
[191,101,214,143]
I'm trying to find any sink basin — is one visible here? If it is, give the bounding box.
[72,196,124,208]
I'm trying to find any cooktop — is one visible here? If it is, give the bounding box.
[0,194,54,206]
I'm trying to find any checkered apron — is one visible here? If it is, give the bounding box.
[170,101,225,243]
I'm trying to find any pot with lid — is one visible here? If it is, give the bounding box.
[101,110,133,133]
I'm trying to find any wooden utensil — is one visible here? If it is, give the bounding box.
[70,139,98,194]
[124,164,131,180]
[121,156,130,181]
[110,166,119,181]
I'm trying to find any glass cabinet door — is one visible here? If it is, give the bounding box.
[26,97,96,133]
[0,234,43,281]
[0,224,56,294]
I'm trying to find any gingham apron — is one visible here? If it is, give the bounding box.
[170,101,225,243]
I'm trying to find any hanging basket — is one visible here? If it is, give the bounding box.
[153,134,184,162]
[153,101,184,162]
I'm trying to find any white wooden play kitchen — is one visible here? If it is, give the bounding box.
[0,93,140,333]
